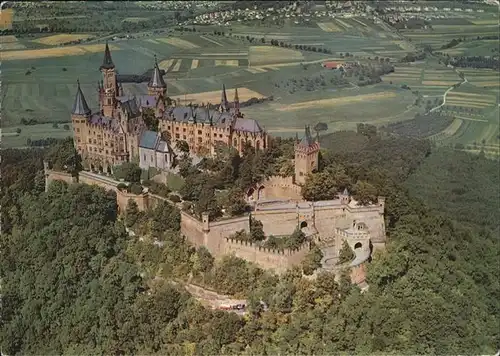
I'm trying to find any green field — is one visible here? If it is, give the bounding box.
[2,15,499,152]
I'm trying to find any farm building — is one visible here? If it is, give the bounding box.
[322,61,342,69]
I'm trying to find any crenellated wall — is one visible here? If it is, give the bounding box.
[247,176,302,201]
[223,238,310,273]
[45,168,385,280]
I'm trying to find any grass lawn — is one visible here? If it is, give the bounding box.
[167,173,185,192]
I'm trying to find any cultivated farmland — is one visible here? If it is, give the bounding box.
[32,33,94,45]
[249,46,304,66]
[1,44,120,60]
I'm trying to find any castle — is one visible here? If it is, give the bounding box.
[62,43,387,281]
[71,42,269,174]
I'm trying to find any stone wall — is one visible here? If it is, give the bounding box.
[223,238,309,273]
[180,211,205,248]
[252,209,299,236]
[248,176,302,201]
[45,170,76,189]
[207,216,250,254]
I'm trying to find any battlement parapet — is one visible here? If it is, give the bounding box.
[225,237,310,257]
[335,227,370,240]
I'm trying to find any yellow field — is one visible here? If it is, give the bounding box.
[385,73,420,78]
[33,33,94,45]
[0,8,13,29]
[336,19,352,29]
[447,94,497,104]
[1,42,26,50]
[317,22,342,32]
[172,88,265,105]
[446,101,492,109]
[157,37,199,49]
[146,39,160,44]
[199,35,223,47]
[392,40,413,51]
[171,59,182,72]
[422,81,459,86]
[249,46,303,66]
[215,60,239,67]
[277,92,398,112]
[158,59,175,71]
[122,17,147,23]
[191,59,199,69]
[470,19,498,25]
[448,92,498,101]
[1,44,119,61]
[246,67,268,74]
[0,35,17,43]
[442,119,463,136]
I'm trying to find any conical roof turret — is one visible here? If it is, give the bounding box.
[148,55,166,88]
[72,79,91,116]
[100,41,115,70]
[220,84,229,112]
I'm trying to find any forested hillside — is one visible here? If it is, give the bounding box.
[0,135,498,355]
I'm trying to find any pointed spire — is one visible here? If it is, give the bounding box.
[148,54,167,88]
[234,87,240,112]
[220,84,229,112]
[100,41,115,70]
[295,132,299,143]
[207,103,213,126]
[72,79,91,116]
[298,125,315,147]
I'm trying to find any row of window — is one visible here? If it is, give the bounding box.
[143,154,170,163]
[166,125,225,139]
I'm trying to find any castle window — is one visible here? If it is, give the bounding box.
[106,150,109,154]
[143,154,146,161]
[175,134,180,139]
[234,138,237,146]
[198,130,202,135]
[76,128,80,133]
[311,161,315,167]
[151,155,154,162]
[256,140,260,150]
[77,138,81,143]
[93,139,97,144]
[183,128,186,132]
[88,138,91,143]
[198,137,202,143]
[183,135,186,140]
[167,126,170,130]
[299,172,304,176]
[176,127,179,131]
[219,134,223,138]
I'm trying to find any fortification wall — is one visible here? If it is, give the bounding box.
[249,176,302,201]
[350,263,367,285]
[314,207,347,237]
[207,216,250,254]
[181,211,206,249]
[347,207,385,242]
[46,170,76,188]
[252,209,298,236]
[223,238,309,273]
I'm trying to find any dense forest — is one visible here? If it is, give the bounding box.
[0,131,498,354]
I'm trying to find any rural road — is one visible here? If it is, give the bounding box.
[429,73,468,113]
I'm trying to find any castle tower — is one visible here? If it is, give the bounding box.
[148,55,167,97]
[71,79,91,154]
[100,41,117,117]
[294,125,320,185]
[220,84,229,112]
